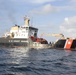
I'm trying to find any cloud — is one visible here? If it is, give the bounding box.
[58,6,76,11]
[29,0,56,4]
[10,0,57,4]
[60,16,76,37]
[30,4,58,15]
[29,2,76,15]
[70,0,76,2]
[67,0,76,5]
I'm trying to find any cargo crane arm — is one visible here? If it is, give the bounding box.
[40,33,64,39]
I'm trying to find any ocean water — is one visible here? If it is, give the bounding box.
[0,48,76,75]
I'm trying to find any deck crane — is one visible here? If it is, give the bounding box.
[40,33,65,39]
[40,33,65,45]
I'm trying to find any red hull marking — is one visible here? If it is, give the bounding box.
[64,39,73,49]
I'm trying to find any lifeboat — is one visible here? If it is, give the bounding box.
[36,38,48,44]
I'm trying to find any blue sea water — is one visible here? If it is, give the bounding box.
[0,48,76,75]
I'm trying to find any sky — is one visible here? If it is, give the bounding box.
[0,0,76,42]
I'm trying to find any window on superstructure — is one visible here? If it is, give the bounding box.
[34,31,37,37]
[26,27,29,32]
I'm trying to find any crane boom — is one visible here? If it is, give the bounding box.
[40,33,64,38]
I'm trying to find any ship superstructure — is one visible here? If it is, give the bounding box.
[0,16,38,47]
[4,16,38,39]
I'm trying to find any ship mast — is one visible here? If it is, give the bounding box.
[24,16,30,47]
[24,16,30,26]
